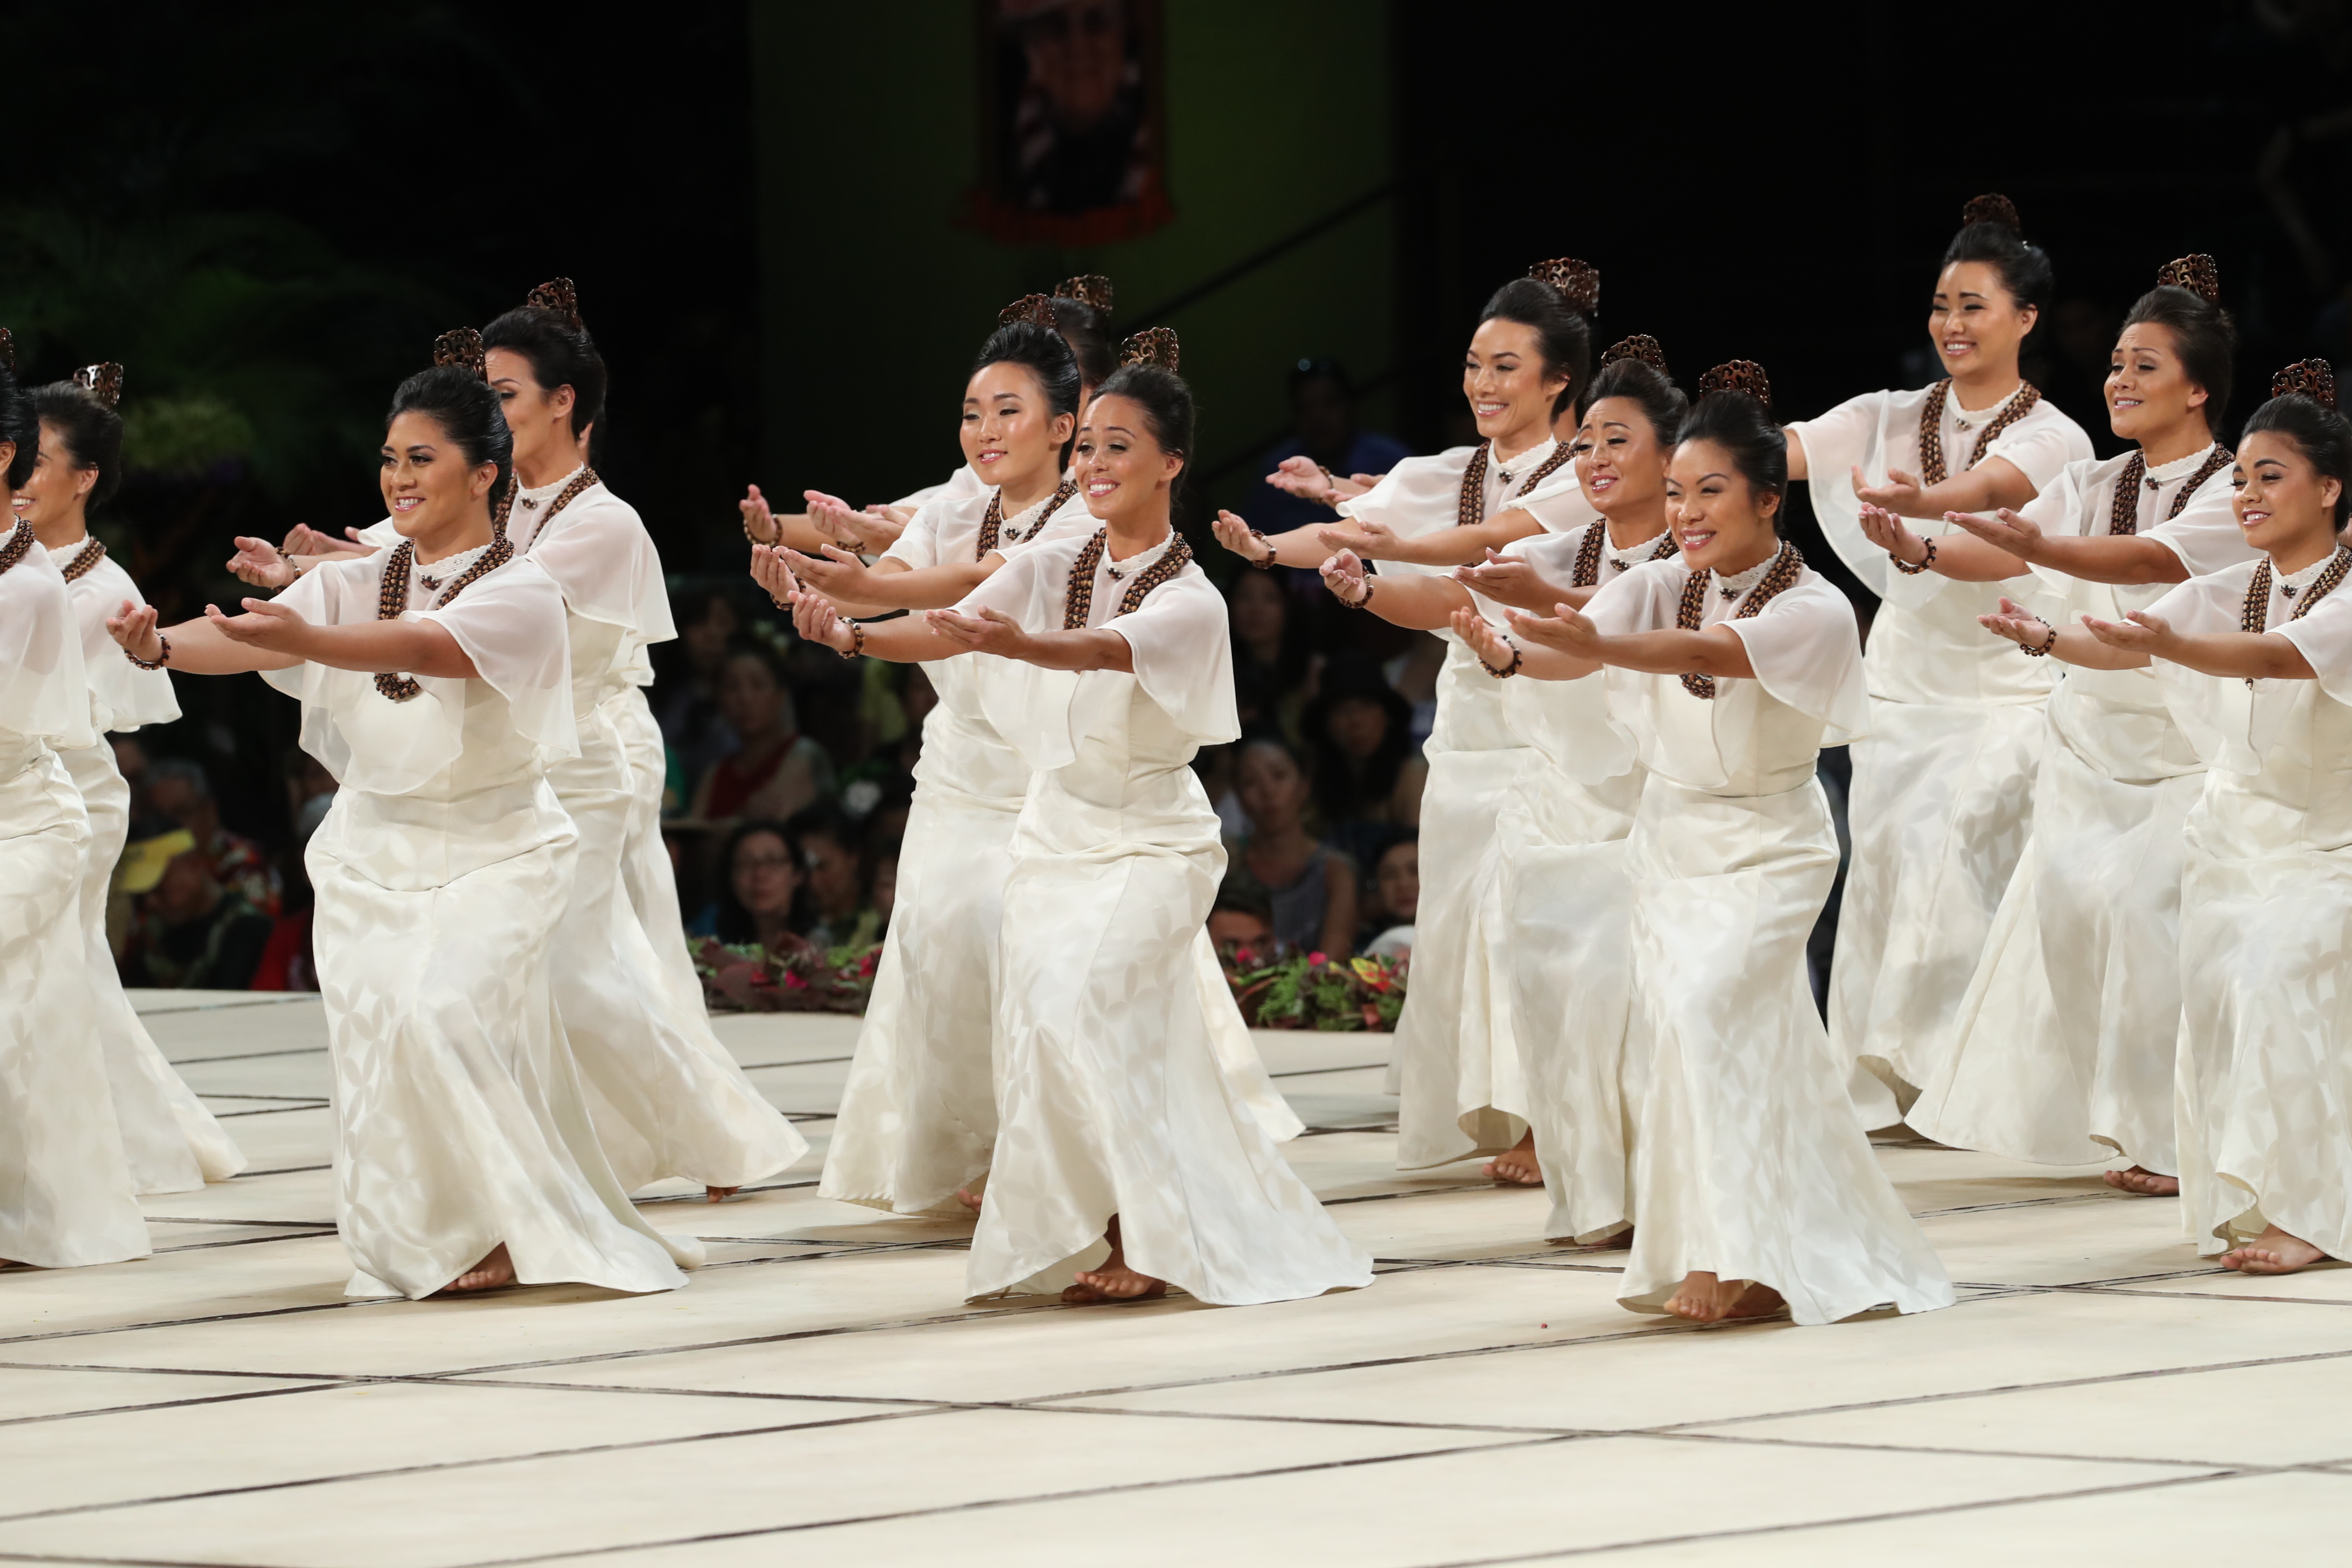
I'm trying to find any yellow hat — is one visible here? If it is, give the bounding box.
[116,829,197,895]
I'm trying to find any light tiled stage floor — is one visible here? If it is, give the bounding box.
[2,991,2344,1566]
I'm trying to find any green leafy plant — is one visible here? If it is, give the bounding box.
[694,935,882,1014]
[1223,946,1405,1032]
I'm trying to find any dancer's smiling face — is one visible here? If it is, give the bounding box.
[10,421,98,531]
[962,361,1073,494]
[2106,322,2208,445]
[2231,429,2342,562]
[1929,260,2035,383]
[1462,317,1567,449]
[1073,393,1182,523]
[380,410,498,539]
[1574,396,1670,519]
[1665,438,1780,573]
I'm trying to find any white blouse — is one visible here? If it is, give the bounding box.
[46,541,178,737]
[880,486,1095,572]
[0,533,94,752]
[2146,558,2352,783]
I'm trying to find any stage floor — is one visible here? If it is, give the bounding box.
[1,994,2343,1566]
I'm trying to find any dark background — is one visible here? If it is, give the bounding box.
[13,0,2352,849]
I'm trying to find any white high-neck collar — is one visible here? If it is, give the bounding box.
[1103,528,1175,582]
[1490,435,1557,482]
[1711,551,1776,600]
[516,465,586,506]
[1950,383,2026,427]
[2145,443,2217,485]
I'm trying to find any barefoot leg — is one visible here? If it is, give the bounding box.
[1482,1128,1544,1188]
[956,1187,983,1216]
[2102,1166,2181,1198]
[1063,1215,1168,1304]
[1663,1270,1783,1322]
[2220,1224,2330,1275]
[442,1243,516,1293]
[705,1186,740,1204]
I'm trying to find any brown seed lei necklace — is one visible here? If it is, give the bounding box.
[1570,522,1678,587]
[1917,380,2042,486]
[0,519,34,577]
[373,522,514,702]
[512,467,600,556]
[1457,439,1576,530]
[977,478,1078,559]
[61,537,107,581]
[1674,542,1805,699]
[1061,527,1194,629]
[2238,546,2352,687]
[2106,446,2232,536]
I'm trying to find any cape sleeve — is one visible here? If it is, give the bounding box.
[1984,402,2095,492]
[2017,458,2095,598]
[1334,450,1470,538]
[2140,471,2254,580]
[0,550,94,748]
[1786,390,1894,598]
[1102,570,1241,747]
[69,561,180,733]
[879,497,950,571]
[961,543,1084,772]
[355,517,398,549]
[2274,585,2352,710]
[417,556,578,761]
[1721,576,1871,743]
[890,463,986,513]
[523,490,674,645]
[2144,567,2265,775]
[1514,468,1600,534]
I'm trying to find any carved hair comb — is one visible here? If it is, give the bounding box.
[74,362,125,410]
[1121,326,1180,372]
[1528,257,1600,316]
[1699,359,1773,414]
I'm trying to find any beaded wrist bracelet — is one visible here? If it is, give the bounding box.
[1892,538,1938,576]
[124,634,171,671]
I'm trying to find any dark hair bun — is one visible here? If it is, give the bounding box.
[1962,193,2022,233]
[1121,326,1180,372]
[73,362,125,410]
[432,327,488,378]
[1055,275,1115,313]
[2154,254,2221,305]
[999,293,1059,330]
[2273,357,2338,410]
[525,277,584,330]
[1600,334,1667,375]
[1528,256,1600,316]
[1698,359,1773,416]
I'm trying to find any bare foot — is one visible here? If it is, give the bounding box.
[955,1187,983,1215]
[1062,1215,1167,1304]
[440,1243,515,1293]
[1662,1270,1786,1324]
[2103,1166,2180,1197]
[2221,1224,2330,1275]
[705,1186,740,1203]
[1482,1129,1543,1187]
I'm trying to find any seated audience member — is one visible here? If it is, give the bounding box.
[1355,829,1419,960]
[691,642,837,823]
[123,837,275,991]
[145,757,282,917]
[1227,569,1317,737]
[653,587,743,788]
[1248,359,1411,532]
[1227,733,1357,958]
[1304,656,1426,871]
[789,804,881,951]
[699,819,804,949]
[1207,873,1278,958]
[283,746,338,849]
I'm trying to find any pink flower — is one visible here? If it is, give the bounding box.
[1308,951,1327,966]
[782,971,809,990]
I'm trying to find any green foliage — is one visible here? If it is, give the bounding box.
[1223,946,1406,1032]
[694,936,883,1014]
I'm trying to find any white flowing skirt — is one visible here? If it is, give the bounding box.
[59,742,245,1194]
[610,687,708,1014]
[310,778,699,1298]
[2175,810,2352,1258]
[969,815,1369,1305]
[1831,696,2045,1121]
[1394,745,1533,1168]
[0,746,148,1269]
[1909,725,2194,1171]
[550,700,806,1194]
[1620,775,1953,1326]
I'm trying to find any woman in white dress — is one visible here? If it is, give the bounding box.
[1886,258,2250,1192]
[782,332,1371,1306]
[1213,261,1601,1179]
[1480,363,1953,1325]
[1786,195,2094,1125]
[13,365,244,1193]
[234,285,806,1202]
[1980,361,2352,1276]
[0,334,149,1271]
[112,337,698,1299]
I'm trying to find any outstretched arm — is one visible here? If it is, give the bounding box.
[1857,455,2039,520]
[1319,549,1470,631]
[1318,507,1544,569]
[1977,597,2147,670]
[1857,503,2027,581]
[1507,602,1756,680]
[108,598,477,678]
[1211,509,1333,570]
[1450,604,1594,681]
[1453,548,1595,613]
[2074,606,2313,681]
[923,607,1136,673]
[781,544,992,612]
[1948,508,2193,586]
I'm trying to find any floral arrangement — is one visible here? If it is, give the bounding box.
[1223,946,1405,1032]
[695,935,881,1014]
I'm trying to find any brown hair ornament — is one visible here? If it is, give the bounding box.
[432,327,488,379]
[1054,275,1115,313]
[1121,326,1180,372]
[1528,256,1600,316]
[2273,358,2339,410]
[73,362,125,410]
[1962,193,2022,233]
[1600,334,1668,375]
[524,276,585,329]
[1699,359,1774,415]
[998,293,1059,330]
[2154,253,2221,305]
